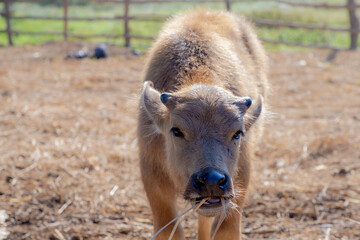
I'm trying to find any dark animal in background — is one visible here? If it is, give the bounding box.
[65,44,107,60]
[73,49,88,59]
[94,43,107,59]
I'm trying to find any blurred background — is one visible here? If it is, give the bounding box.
[0,0,359,51]
[0,1,359,240]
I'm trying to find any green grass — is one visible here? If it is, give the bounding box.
[0,1,359,50]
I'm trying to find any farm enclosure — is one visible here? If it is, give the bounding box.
[0,42,359,239]
[1,0,360,50]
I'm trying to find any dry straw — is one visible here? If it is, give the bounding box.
[167,201,190,240]
[151,198,209,240]
[151,197,228,240]
[210,198,227,240]
[150,202,193,240]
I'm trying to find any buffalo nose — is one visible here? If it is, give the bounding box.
[194,168,229,191]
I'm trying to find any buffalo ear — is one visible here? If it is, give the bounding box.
[141,81,177,127]
[244,95,263,131]
[142,81,165,120]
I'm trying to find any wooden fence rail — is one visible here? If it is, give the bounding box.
[0,0,359,50]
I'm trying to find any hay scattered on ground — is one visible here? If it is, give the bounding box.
[0,42,359,239]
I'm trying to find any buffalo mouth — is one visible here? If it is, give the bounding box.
[195,197,222,208]
[190,196,232,216]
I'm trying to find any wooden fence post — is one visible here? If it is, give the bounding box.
[348,0,359,50]
[4,0,13,46]
[225,0,231,11]
[124,0,130,48]
[63,0,68,41]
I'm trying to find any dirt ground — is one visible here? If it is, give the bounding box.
[0,42,359,240]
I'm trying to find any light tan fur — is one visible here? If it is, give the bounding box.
[138,9,268,240]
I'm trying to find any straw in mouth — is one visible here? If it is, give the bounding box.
[194,196,228,208]
[200,197,221,205]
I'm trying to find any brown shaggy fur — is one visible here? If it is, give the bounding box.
[138,9,268,240]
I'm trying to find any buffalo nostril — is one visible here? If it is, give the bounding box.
[218,175,226,185]
[193,176,205,189]
[197,174,207,184]
[218,175,228,190]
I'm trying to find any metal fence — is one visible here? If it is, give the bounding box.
[1,0,359,50]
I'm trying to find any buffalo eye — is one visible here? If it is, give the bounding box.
[232,130,244,140]
[171,127,184,138]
